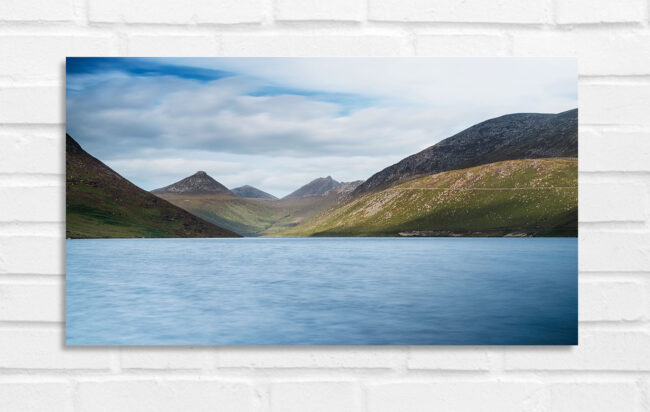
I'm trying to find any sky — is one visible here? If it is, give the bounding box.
[66,57,577,197]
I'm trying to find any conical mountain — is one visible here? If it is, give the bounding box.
[66,134,240,238]
[231,185,277,199]
[152,171,232,195]
[284,176,342,199]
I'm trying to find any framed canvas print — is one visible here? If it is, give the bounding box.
[65,57,578,345]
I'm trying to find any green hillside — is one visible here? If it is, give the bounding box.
[66,135,240,239]
[156,193,340,237]
[280,158,578,237]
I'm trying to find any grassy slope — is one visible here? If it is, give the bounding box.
[279,158,578,237]
[156,193,340,237]
[66,135,240,239]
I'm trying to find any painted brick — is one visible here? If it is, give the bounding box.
[579,181,646,222]
[270,382,361,412]
[0,0,649,409]
[120,348,213,369]
[127,35,219,56]
[548,382,643,412]
[220,35,410,56]
[0,130,64,174]
[89,0,264,24]
[0,87,63,124]
[0,35,116,81]
[0,187,64,222]
[76,380,255,412]
[555,0,645,24]
[275,0,363,21]
[407,347,490,370]
[580,83,650,125]
[580,130,650,172]
[0,329,111,369]
[504,331,650,370]
[368,0,549,23]
[366,382,546,412]
[415,34,508,56]
[216,347,405,368]
[0,282,63,322]
[0,0,75,22]
[580,281,646,321]
[0,237,64,275]
[580,232,650,272]
[512,32,650,75]
[0,382,73,412]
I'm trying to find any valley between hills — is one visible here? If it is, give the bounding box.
[66,109,578,238]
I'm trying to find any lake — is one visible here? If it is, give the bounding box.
[66,237,577,345]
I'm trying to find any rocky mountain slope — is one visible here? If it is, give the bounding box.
[66,135,240,239]
[281,158,577,237]
[325,180,364,196]
[152,171,231,195]
[353,109,578,196]
[231,185,277,199]
[284,176,342,198]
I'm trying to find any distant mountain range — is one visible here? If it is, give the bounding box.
[150,173,355,236]
[65,135,239,239]
[231,185,277,199]
[150,172,341,236]
[284,176,342,199]
[66,108,578,238]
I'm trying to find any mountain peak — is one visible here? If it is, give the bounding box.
[66,134,239,238]
[231,185,277,199]
[284,176,342,199]
[152,171,231,195]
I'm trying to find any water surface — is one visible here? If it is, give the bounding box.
[66,237,577,345]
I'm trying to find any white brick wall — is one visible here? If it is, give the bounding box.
[1,0,649,410]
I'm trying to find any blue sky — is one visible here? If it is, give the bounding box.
[66,57,577,197]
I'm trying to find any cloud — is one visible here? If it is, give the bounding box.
[67,57,577,197]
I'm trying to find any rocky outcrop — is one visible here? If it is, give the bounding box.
[325,180,364,196]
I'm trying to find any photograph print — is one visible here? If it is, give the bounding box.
[66,57,578,345]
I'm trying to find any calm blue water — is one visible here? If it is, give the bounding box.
[66,238,577,345]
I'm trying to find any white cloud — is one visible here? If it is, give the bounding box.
[67,58,577,197]
[162,57,577,112]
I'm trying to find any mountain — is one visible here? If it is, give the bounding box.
[232,185,277,199]
[325,180,364,196]
[281,158,577,237]
[155,192,340,236]
[148,109,577,238]
[353,109,578,196]
[152,171,231,195]
[151,171,338,236]
[284,176,342,199]
[66,135,240,239]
